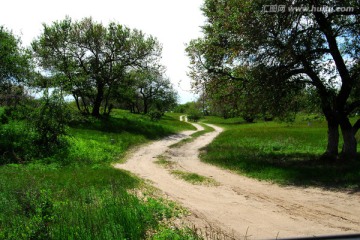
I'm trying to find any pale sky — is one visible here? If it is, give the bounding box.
[0,0,205,103]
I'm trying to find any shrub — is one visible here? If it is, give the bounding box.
[148,110,163,121]
[0,121,34,164]
[187,114,201,122]
[29,90,70,157]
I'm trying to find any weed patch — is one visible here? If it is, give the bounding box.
[155,155,177,168]
[171,170,219,186]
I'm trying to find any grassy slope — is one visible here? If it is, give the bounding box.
[65,110,196,165]
[201,115,360,189]
[0,110,198,239]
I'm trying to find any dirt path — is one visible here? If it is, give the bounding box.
[114,122,360,239]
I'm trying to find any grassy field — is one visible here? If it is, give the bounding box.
[0,109,199,239]
[201,115,360,190]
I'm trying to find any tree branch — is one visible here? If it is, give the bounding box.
[345,100,360,115]
[353,119,360,135]
[313,11,352,109]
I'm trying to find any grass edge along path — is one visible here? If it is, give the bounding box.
[169,122,215,149]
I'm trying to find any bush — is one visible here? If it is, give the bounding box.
[29,90,70,157]
[148,110,163,121]
[186,105,202,122]
[0,90,70,164]
[0,122,34,164]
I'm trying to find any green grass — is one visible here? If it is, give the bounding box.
[62,110,196,166]
[171,170,218,186]
[169,123,214,148]
[0,109,199,239]
[200,115,360,189]
[0,164,189,239]
[155,154,218,186]
[155,155,177,168]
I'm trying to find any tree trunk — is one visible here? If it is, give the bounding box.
[339,117,357,160]
[73,93,81,112]
[322,119,340,161]
[92,82,104,117]
[143,99,148,114]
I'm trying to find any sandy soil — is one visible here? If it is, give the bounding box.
[114,121,360,239]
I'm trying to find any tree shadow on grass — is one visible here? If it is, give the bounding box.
[69,116,174,140]
[202,148,360,192]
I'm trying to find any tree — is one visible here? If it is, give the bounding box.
[0,26,31,107]
[32,17,162,117]
[187,0,360,160]
[114,68,177,114]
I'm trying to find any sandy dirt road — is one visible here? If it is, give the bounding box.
[114,122,360,239]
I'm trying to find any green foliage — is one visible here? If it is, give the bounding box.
[0,165,185,239]
[0,107,194,166]
[0,26,31,87]
[0,91,70,164]
[0,111,197,239]
[201,116,360,189]
[148,110,163,121]
[173,103,188,114]
[188,0,360,158]
[29,90,70,156]
[152,226,202,240]
[0,121,34,164]
[32,17,163,117]
[115,69,178,115]
[0,81,197,238]
[59,110,195,166]
[187,106,202,122]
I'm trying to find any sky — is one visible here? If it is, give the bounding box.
[0,0,206,103]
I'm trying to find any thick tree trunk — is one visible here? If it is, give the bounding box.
[92,82,104,117]
[339,117,357,160]
[322,119,340,161]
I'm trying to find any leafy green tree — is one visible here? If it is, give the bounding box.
[187,0,360,160]
[0,26,31,107]
[32,17,162,117]
[114,68,177,114]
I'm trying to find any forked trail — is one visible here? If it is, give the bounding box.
[114,121,360,239]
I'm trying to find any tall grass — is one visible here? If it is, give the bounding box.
[0,165,183,239]
[0,110,198,239]
[59,110,196,166]
[201,115,360,189]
